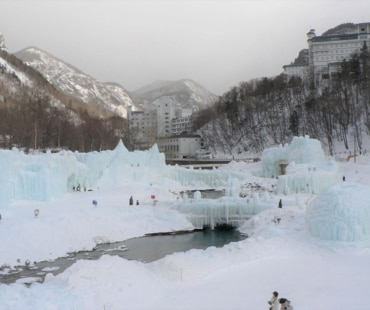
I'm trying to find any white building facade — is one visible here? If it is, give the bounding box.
[158,133,205,159]
[282,63,309,81]
[282,23,370,85]
[171,108,193,135]
[127,106,157,150]
[156,102,175,137]
[127,103,195,150]
[282,49,309,81]
[307,23,370,84]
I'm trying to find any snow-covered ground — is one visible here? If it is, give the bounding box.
[1,143,370,309]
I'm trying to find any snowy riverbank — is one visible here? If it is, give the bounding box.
[1,143,370,309]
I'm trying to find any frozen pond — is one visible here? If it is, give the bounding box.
[0,228,246,286]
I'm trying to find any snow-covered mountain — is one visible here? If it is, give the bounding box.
[15,47,134,118]
[321,22,357,36]
[0,46,84,128]
[0,51,33,89]
[0,33,6,50]
[132,79,219,112]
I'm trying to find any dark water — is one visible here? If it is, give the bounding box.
[122,228,244,262]
[0,228,246,286]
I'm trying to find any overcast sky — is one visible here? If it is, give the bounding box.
[0,0,368,95]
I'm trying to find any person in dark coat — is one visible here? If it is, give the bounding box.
[278,199,282,208]
[136,200,139,205]
[129,196,133,205]
[279,298,293,310]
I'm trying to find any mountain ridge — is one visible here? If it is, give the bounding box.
[132,79,219,112]
[15,46,134,118]
[15,46,217,117]
[321,22,357,36]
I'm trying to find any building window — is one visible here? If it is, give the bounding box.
[322,73,329,79]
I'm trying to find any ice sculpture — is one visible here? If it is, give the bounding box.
[173,190,274,229]
[165,165,247,188]
[306,182,370,241]
[262,136,326,177]
[277,160,338,195]
[288,135,325,164]
[0,140,250,210]
[225,178,240,197]
[261,136,338,194]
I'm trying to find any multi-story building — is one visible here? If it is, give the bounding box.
[283,23,370,85]
[157,133,206,159]
[282,63,309,81]
[127,106,157,150]
[156,101,175,137]
[282,49,309,81]
[307,23,370,85]
[171,108,193,135]
[127,103,195,150]
[171,116,192,135]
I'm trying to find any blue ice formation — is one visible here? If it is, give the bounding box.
[261,136,326,178]
[306,182,370,241]
[173,178,274,229]
[0,141,248,210]
[174,190,274,229]
[261,136,338,194]
[0,141,167,209]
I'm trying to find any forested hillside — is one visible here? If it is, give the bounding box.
[193,42,370,156]
[0,49,127,152]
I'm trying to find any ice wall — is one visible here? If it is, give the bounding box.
[0,148,81,209]
[0,141,168,209]
[277,161,338,195]
[97,142,167,187]
[165,165,248,189]
[173,189,274,229]
[0,149,14,210]
[0,140,250,210]
[261,143,289,178]
[306,182,370,241]
[225,178,241,197]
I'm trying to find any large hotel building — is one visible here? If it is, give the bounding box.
[283,22,370,85]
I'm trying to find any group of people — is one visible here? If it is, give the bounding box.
[129,196,139,206]
[72,184,90,192]
[268,291,293,310]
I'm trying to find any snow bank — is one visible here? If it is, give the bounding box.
[1,139,370,310]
